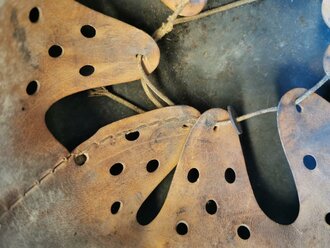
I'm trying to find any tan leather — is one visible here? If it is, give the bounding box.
[0,0,329,247]
[322,0,330,28]
[1,89,329,247]
[323,45,330,75]
[0,0,159,215]
[0,106,200,247]
[161,0,207,16]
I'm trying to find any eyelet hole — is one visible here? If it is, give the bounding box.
[26,81,39,95]
[48,45,63,58]
[29,7,40,23]
[325,213,330,225]
[205,200,218,215]
[146,159,159,173]
[296,104,302,113]
[111,201,122,214]
[237,225,250,240]
[79,65,95,76]
[125,131,140,141]
[110,163,124,176]
[187,168,199,183]
[225,168,236,184]
[303,155,317,170]
[81,25,96,38]
[176,221,189,235]
[74,154,87,166]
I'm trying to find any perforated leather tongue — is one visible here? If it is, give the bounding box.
[0,0,159,215]
[116,103,328,247]
[0,106,200,247]
[1,90,329,247]
[0,2,329,245]
[161,0,207,16]
[277,89,330,246]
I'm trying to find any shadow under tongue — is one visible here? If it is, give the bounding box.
[136,167,176,226]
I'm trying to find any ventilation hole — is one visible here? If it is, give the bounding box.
[48,45,63,58]
[21,107,26,111]
[213,126,218,131]
[125,131,140,141]
[187,168,199,183]
[81,25,96,38]
[182,124,189,129]
[111,201,122,214]
[29,7,40,23]
[176,221,189,235]
[136,168,176,225]
[74,154,87,166]
[110,163,124,176]
[26,81,39,95]
[237,225,250,240]
[303,155,317,170]
[225,168,236,184]
[79,65,95,76]
[146,159,159,173]
[296,104,302,113]
[326,213,330,225]
[205,200,218,215]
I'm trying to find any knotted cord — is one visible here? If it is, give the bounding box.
[90,0,329,127]
[154,0,259,41]
[90,57,329,125]
[174,0,259,25]
[153,0,190,41]
[90,0,260,111]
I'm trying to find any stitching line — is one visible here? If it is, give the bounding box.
[0,116,197,221]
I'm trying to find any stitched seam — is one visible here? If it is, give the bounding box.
[0,116,196,221]
[0,156,70,221]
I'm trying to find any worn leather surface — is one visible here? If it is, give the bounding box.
[323,0,330,28]
[0,106,200,247]
[0,0,329,247]
[0,0,159,218]
[1,89,329,247]
[161,0,207,16]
